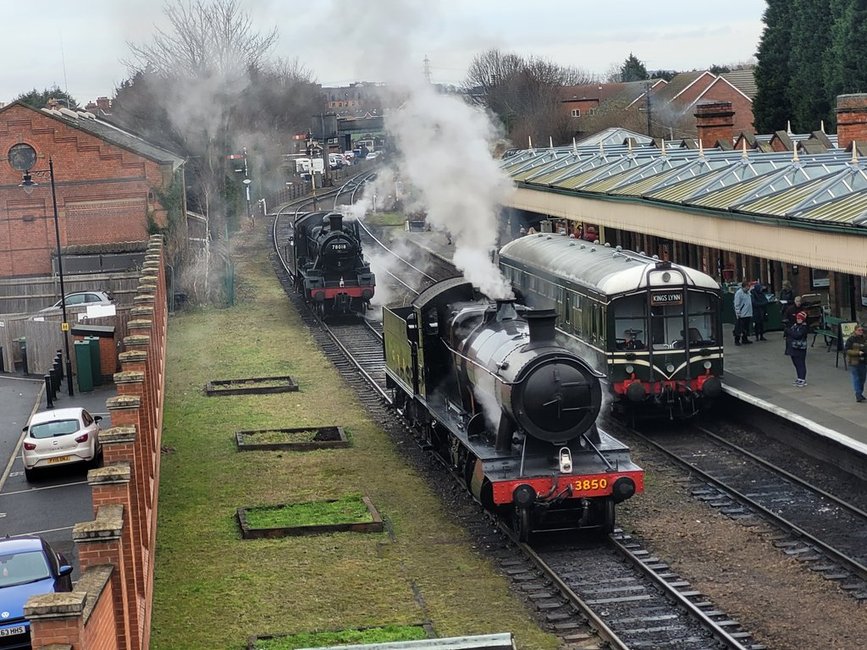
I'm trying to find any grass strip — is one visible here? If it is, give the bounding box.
[245,496,372,528]
[253,624,428,650]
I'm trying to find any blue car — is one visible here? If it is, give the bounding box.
[0,536,73,649]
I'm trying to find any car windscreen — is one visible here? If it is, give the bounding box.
[0,551,51,587]
[29,418,80,439]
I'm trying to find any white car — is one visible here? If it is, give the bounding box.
[21,407,103,480]
[38,291,114,313]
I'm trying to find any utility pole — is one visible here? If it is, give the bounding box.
[645,82,652,138]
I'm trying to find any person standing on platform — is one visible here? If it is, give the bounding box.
[785,310,810,387]
[750,279,769,341]
[844,324,867,402]
[782,295,803,328]
[779,280,795,306]
[733,281,754,345]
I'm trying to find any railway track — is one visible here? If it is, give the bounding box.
[620,422,867,601]
[270,215,768,647]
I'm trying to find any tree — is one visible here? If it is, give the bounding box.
[787,0,833,132]
[15,86,80,110]
[619,53,649,82]
[753,0,794,132]
[827,0,867,107]
[114,0,319,303]
[465,49,596,146]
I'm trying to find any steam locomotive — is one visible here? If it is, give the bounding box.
[498,233,724,419]
[383,277,643,540]
[292,211,375,317]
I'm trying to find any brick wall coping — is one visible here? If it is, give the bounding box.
[88,462,131,485]
[114,370,144,385]
[127,319,153,331]
[133,294,155,304]
[138,283,158,294]
[119,350,147,364]
[131,304,154,314]
[123,334,151,347]
[100,425,137,443]
[77,565,114,624]
[24,591,86,620]
[72,504,124,542]
[142,258,160,267]
[25,567,113,628]
[139,272,158,281]
[106,395,141,411]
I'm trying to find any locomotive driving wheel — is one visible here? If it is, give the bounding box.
[513,506,532,543]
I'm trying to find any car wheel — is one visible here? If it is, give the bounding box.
[24,466,35,481]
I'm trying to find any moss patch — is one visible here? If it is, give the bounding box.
[251,624,428,650]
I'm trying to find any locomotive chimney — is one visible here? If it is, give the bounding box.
[494,299,518,322]
[526,309,557,344]
[328,213,343,232]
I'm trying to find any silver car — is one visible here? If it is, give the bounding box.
[38,290,114,313]
[21,407,103,480]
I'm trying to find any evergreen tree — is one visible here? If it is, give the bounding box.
[620,53,649,82]
[753,0,793,132]
[787,0,833,132]
[827,0,867,109]
[14,86,80,110]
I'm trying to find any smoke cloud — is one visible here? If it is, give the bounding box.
[325,0,516,300]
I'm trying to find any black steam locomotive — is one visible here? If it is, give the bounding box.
[383,277,644,540]
[292,211,375,317]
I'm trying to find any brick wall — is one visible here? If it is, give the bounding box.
[0,103,173,277]
[25,235,168,649]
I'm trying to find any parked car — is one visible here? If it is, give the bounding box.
[38,291,114,313]
[21,407,103,481]
[0,535,73,648]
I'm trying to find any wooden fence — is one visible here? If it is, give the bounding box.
[0,306,131,377]
[0,271,141,315]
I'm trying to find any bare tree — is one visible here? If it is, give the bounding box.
[116,0,318,304]
[465,49,596,147]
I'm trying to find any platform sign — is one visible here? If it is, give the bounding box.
[840,321,859,339]
[61,322,69,332]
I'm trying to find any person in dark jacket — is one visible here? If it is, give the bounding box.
[844,324,867,402]
[779,280,795,306]
[785,310,810,387]
[782,295,803,328]
[750,279,769,341]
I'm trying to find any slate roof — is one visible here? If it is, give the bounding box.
[2,102,185,170]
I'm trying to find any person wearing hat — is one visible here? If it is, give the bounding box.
[844,324,867,402]
[784,310,810,387]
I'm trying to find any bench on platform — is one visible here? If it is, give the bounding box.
[812,315,846,368]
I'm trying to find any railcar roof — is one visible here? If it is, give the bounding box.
[499,233,720,295]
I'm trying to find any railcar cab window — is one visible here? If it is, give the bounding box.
[614,295,646,350]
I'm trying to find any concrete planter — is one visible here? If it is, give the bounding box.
[235,426,349,452]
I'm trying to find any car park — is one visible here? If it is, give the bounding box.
[38,291,113,313]
[0,535,73,648]
[21,407,103,481]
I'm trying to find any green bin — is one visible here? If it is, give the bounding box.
[86,336,102,386]
[74,340,94,392]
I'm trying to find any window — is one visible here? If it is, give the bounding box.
[812,269,829,288]
[571,108,581,118]
[613,295,646,350]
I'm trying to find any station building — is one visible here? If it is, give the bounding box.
[501,94,867,327]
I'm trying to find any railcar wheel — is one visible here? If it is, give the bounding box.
[513,507,532,543]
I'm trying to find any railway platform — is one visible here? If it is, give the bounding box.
[393,227,867,462]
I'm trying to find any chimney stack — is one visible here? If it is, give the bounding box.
[836,94,867,150]
[694,101,734,149]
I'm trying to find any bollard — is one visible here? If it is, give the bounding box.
[49,368,59,399]
[56,350,64,381]
[44,375,53,408]
[52,361,61,393]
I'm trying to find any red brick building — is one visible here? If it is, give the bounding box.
[0,102,185,277]
[562,69,757,142]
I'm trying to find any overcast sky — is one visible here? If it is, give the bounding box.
[1,0,766,105]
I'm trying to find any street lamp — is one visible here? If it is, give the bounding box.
[10,145,74,396]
